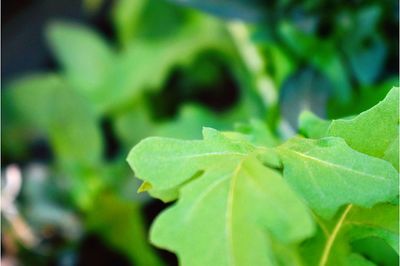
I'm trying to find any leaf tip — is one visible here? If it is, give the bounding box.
[138,181,152,193]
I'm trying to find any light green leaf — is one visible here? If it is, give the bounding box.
[156,105,230,140]
[278,137,398,218]
[4,74,103,166]
[345,204,399,253]
[128,128,314,266]
[47,86,103,167]
[234,119,279,147]
[98,16,231,113]
[151,156,314,266]
[127,128,254,201]
[327,87,399,160]
[298,111,330,139]
[4,74,63,129]
[46,21,115,97]
[304,203,398,266]
[112,0,147,46]
[384,136,399,171]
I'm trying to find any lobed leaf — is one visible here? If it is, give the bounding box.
[150,156,314,266]
[277,137,398,218]
[327,87,399,160]
[127,128,254,201]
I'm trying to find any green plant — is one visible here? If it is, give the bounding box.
[127,87,399,265]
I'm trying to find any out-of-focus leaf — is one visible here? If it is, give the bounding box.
[345,35,386,86]
[267,45,295,88]
[87,193,164,266]
[4,74,62,130]
[4,74,103,167]
[3,75,48,158]
[339,6,386,86]
[98,16,231,113]
[47,87,103,167]
[134,0,188,40]
[279,22,351,102]
[112,0,147,46]
[46,22,115,100]
[278,137,398,218]
[113,101,157,148]
[298,111,331,139]
[327,78,396,118]
[234,119,279,147]
[156,105,230,139]
[328,87,399,160]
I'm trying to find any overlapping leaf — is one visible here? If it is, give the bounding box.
[277,137,398,218]
[301,203,398,266]
[128,129,314,266]
[299,86,399,170]
[128,88,399,265]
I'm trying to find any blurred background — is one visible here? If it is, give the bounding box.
[2,0,399,265]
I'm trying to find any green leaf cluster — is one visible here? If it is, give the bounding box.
[128,87,399,265]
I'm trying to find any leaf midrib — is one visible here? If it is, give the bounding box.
[318,204,353,266]
[226,158,246,266]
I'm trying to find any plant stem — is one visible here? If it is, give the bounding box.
[318,204,353,266]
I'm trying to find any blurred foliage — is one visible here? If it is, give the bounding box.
[2,0,398,265]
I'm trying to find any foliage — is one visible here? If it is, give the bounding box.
[127,87,399,265]
[2,0,399,265]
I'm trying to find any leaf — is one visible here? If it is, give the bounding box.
[87,192,164,266]
[127,128,255,201]
[277,137,398,218]
[327,78,395,119]
[278,22,351,102]
[345,35,387,86]
[150,156,314,266]
[351,238,398,265]
[128,128,315,265]
[346,204,399,253]
[327,87,399,160]
[299,203,398,266]
[4,74,103,167]
[112,0,147,46]
[303,203,398,266]
[46,21,115,99]
[299,111,330,139]
[384,136,399,171]
[234,119,279,147]
[156,105,231,140]
[3,74,63,129]
[300,87,399,170]
[47,86,103,167]
[97,16,231,113]
[341,6,386,86]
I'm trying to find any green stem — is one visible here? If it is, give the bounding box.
[318,204,353,266]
